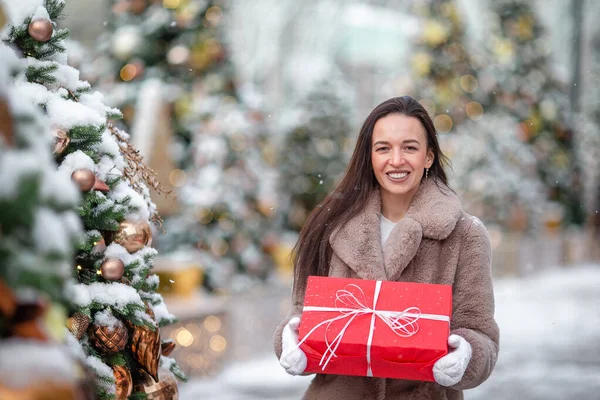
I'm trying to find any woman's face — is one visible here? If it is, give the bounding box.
[371,114,433,200]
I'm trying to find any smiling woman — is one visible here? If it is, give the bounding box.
[371,114,434,222]
[274,96,500,400]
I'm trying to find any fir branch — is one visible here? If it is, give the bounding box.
[26,64,58,84]
[45,0,67,22]
[169,361,188,382]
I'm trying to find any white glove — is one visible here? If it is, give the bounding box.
[279,317,307,375]
[433,334,472,387]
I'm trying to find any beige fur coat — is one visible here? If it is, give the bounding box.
[274,180,500,400]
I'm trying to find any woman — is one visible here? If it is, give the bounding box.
[274,96,499,400]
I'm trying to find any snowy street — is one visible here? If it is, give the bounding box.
[179,265,600,400]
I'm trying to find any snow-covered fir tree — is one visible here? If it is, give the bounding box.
[97,0,238,169]
[138,2,279,291]
[406,0,547,231]
[441,114,546,231]
[3,1,184,398]
[477,0,582,225]
[409,0,478,130]
[277,77,354,231]
[0,20,92,399]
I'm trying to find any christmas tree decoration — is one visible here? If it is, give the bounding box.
[0,96,13,146]
[98,0,279,290]
[100,258,125,281]
[278,77,354,231]
[112,364,133,400]
[0,21,88,398]
[114,220,152,253]
[88,319,129,354]
[66,312,91,340]
[28,18,53,42]
[70,169,95,191]
[476,0,581,226]
[70,169,111,193]
[128,305,161,381]
[52,128,70,154]
[134,372,178,400]
[3,1,184,397]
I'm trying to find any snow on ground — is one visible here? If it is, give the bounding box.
[179,264,600,400]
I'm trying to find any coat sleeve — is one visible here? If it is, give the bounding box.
[449,217,500,391]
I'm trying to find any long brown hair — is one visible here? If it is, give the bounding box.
[292,96,451,294]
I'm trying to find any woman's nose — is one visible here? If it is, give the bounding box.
[390,149,404,166]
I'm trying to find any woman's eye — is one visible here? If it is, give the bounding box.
[376,146,389,152]
[406,146,417,151]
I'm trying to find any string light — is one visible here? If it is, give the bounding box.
[434,114,453,133]
[169,169,187,187]
[119,64,137,81]
[466,102,484,120]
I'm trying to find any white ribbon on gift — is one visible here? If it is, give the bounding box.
[297,280,450,376]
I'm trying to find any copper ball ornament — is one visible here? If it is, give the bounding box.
[71,169,96,192]
[28,19,53,42]
[100,258,125,281]
[114,220,152,253]
[53,129,70,154]
[112,364,133,400]
[88,320,129,354]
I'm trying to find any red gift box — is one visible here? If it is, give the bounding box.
[298,276,452,381]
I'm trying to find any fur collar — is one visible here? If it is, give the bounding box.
[329,179,462,281]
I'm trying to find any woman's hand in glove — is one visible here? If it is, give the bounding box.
[433,334,472,386]
[279,317,307,375]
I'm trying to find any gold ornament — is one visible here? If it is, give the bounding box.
[66,312,91,340]
[112,365,133,400]
[28,19,53,42]
[128,305,160,381]
[0,96,14,146]
[161,339,176,357]
[53,129,70,154]
[88,319,129,354]
[71,169,96,191]
[100,258,125,281]
[114,220,152,253]
[134,372,178,400]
